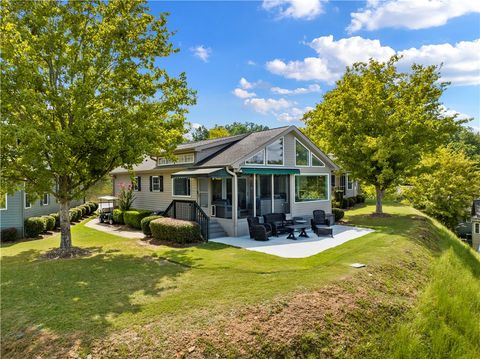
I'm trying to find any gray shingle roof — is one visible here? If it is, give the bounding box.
[199,126,290,167]
[110,157,157,174]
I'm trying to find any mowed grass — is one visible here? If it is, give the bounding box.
[1,201,479,358]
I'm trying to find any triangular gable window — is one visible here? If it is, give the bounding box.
[295,140,309,166]
[245,149,265,165]
[311,154,325,167]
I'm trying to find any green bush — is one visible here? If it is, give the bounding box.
[356,194,366,203]
[24,217,46,237]
[49,213,60,228]
[79,205,88,217]
[347,197,356,207]
[334,190,344,203]
[150,217,202,244]
[42,215,56,231]
[124,210,152,229]
[81,204,90,216]
[86,201,97,213]
[69,208,81,222]
[113,209,124,224]
[332,208,345,222]
[340,198,349,209]
[1,227,17,242]
[141,215,162,236]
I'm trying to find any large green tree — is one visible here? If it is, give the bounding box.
[404,146,480,229]
[1,1,195,253]
[304,56,459,214]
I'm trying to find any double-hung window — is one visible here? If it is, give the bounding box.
[40,193,49,206]
[134,176,142,191]
[173,177,190,197]
[150,176,163,192]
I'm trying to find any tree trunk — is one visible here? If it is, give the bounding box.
[375,186,384,214]
[59,200,72,251]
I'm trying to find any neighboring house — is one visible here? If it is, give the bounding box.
[0,190,83,238]
[111,125,358,238]
[472,199,480,252]
[331,172,361,199]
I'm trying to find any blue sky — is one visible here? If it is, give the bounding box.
[150,1,480,131]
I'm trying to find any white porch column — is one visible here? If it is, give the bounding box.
[271,174,274,213]
[232,174,238,236]
[253,173,256,217]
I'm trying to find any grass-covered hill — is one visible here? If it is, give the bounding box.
[1,202,479,358]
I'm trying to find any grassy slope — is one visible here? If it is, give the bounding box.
[1,202,479,358]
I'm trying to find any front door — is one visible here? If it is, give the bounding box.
[198,178,209,209]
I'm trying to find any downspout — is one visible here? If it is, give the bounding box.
[225,166,238,237]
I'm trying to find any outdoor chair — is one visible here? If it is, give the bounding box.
[247,216,273,239]
[263,213,293,236]
[251,225,272,241]
[311,210,333,237]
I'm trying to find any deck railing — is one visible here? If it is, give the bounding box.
[164,200,210,241]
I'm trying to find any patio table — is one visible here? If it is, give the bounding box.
[285,224,309,240]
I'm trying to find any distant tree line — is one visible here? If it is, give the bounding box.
[190,122,269,141]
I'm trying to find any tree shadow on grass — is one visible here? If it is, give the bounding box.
[0,247,188,358]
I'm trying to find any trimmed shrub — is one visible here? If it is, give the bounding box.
[69,208,81,222]
[78,205,87,217]
[334,190,344,203]
[24,217,46,237]
[124,210,152,229]
[340,198,349,209]
[42,215,56,231]
[113,209,124,224]
[1,227,17,242]
[86,201,97,213]
[49,213,60,228]
[141,215,162,236]
[356,194,366,203]
[150,217,202,244]
[332,208,345,222]
[347,197,356,207]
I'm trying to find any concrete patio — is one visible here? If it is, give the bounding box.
[210,225,374,258]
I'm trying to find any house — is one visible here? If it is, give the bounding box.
[472,199,480,252]
[111,126,360,239]
[0,190,84,238]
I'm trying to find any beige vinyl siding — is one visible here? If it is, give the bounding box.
[113,171,198,211]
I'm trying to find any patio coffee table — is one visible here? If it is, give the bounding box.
[285,224,309,240]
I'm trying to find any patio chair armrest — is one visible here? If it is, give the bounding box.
[263,223,273,231]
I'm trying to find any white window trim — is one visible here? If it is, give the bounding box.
[311,153,325,167]
[134,176,141,192]
[172,177,192,198]
[346,173,353,190]
[42,193,49,206]
[24,193,31,209]
[266,136,285,167]
[293,173,330,203]
[151,176,162,192]
[0,194,7,210]
[245,149,265,165]
[295,139,310,167]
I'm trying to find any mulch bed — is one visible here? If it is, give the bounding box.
[42,247,92,260]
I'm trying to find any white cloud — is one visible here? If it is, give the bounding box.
[348,0,480,33]
[439,105,474,120]
[247,60,257,66]
[266,36,480,86]
[239,77,255,89]
[232,88,257,99]
[262,0,325,20]
[397,40,480,86]
[244,97,291,114]
[275,106,314,122]
[271,84,321,95]
[191,45,211,62]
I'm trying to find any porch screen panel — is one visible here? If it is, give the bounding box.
[295,175,328,202]
[256,175,272,215]
[274,175,289,213]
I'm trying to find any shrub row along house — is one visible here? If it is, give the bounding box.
[111,126,359,239]
[0,190,84,238]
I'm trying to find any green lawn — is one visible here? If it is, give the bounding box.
[1,202,479,358]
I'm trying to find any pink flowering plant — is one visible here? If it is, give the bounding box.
[118,182,135,211]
